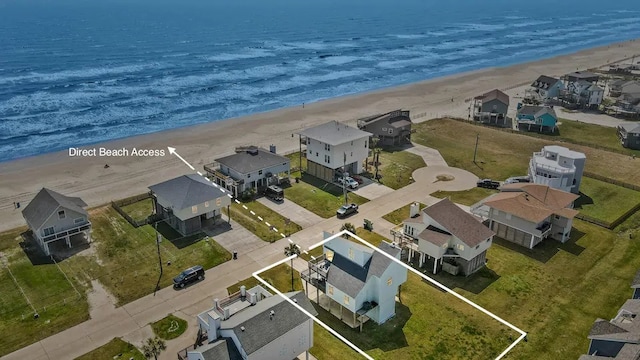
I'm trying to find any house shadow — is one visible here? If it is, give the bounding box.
[574,192,594,209]
[493,228,586,263]
[312,301,411,352]
[300,173,345,196]
[425,267,501,295]
[154,220,209,249]
[19,231,90,264]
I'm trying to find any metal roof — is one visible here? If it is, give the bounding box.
[22,188,88,230]
[298,121,372,146]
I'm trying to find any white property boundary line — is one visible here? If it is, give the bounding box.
[253,230,527,360]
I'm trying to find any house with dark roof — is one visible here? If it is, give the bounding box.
[185,285,316,360]
[204,146,290,198]
[516,104,558,133]
[580,272,640,359]
[402,199,495,276]
[297,121,372,182]
[617,124,640,150]
[562,79,605,108]
[356,109,413,147]
[610,80,640,98]
[473,89,510,126]
[526,75,564,102]
[301,234,407,330]
[149,174,231,236]
[470,183,579,248]
[22,188,91,256]
[564,71,600,85]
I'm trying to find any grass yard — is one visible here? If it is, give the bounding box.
[430,187,498,206]
[74,338,144,360]
[227,263,302,295]
[119,198,154,223]
[72,206,231,305]
[310,220,640,359]
[551,119,640,156]
[368,149,427,189]
[224,201,302,242]
[284,173,369,218]
[151,314,188,340]
[412,118,640,186]
[0,227,90,357]
[382,202,427,225]
[287,151,307,172]
[576,177,640,224]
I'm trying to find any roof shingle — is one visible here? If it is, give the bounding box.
[422,198,495,247]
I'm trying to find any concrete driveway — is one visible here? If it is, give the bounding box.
[256,197,324,228]
[404,143,449,167]
[351,177,395,200]
[202,220,264,254]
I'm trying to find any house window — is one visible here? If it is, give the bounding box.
[343,295,350,305]
[43,227,55,236]
[58,210,66,219]
[328,286,334,295]
[456,244,465,251]
[350,152,353,157]
[192,205,198,214]
[204,201,210,208]
[555,215,560,220]
[381,127,387,132]
[316,152,319,157]
[487,238,491,243]
[327,155,330,163]
[74,217,84,224]
[388,128,394,134]
[387,277,393,286]
[325,144,331,151]
[348,248,354,260]
[258,170,263,175]
[248,174,251,178]
[365,141,368,148]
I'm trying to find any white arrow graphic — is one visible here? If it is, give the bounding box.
[167,146,195,171]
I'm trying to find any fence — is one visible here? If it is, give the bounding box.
[583,171,640,192]
[111,193,152,228]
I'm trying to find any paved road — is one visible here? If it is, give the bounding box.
[1,145,478,360]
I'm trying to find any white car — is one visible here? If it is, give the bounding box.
[338,177,359,189]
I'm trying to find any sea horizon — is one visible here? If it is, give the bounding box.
[1,0,640,163]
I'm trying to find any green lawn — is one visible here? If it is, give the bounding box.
[227,263,302,295]
[224,201,302,242]
[382,202,427,225]
[74,338,144,360]
[550,119,640,156]
[284,173,369,218]
[60,206,231,306]
[287,152,307,172]
[412,118,640,187]
[430,188,498,206]
[119,198,154,223]
[368,149,427,189]
[151,314,188,340]
[0,227,90,357]
[310,220,640,359]
[576,177,640,224]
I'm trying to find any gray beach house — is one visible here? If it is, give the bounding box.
[22,188,92,256]
[149,174,231,236]
[617,123,640,150]
[356,109,413,147]
[473,89,510,126]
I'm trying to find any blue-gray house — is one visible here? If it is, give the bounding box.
[516,104,558,133]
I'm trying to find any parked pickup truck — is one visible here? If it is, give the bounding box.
[336,203,358,218]
[476,179,500,189]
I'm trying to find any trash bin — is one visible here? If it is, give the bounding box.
[233,251,238,260]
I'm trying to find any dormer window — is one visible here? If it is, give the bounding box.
[58,210,66,219]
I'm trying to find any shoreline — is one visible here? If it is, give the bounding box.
[1,39,640,231]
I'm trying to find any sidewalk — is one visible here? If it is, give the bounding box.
[2,146,478,360]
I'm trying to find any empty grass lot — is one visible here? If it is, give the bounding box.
[224,201,302,242]
[575,177,640,224]
[226,263,302,295]
[544,119,640,156]
[412,118,640,186]
[74,338,144,360]
[0,228,90,357]
[382,202,427,225]
[430,187,498,206]
[370,149,427,189]
[119,198,154,223]
[284,173,369,218]
[310,219,640,359]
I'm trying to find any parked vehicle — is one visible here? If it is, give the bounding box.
[504,176,531,184]
[477,179,500,189]
[337,203,359,218]
[173,265,205,289]
[351,175,364,184]
[338,176,359,189]
[264,185,284,202]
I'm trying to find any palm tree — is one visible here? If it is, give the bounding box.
[142,336,166,360]
[284,242,301,291]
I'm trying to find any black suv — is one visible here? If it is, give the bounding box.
[173,265,205,289]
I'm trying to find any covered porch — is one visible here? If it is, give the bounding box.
[316,293,373,331]
[39,222,92,256]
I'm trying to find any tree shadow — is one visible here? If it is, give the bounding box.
[492,227,586,263]
[312,301,411,352]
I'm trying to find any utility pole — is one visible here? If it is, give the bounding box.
[473,133,479,164]
[343,152,348,205]
[299,134,303,173]
[153,223,163,296]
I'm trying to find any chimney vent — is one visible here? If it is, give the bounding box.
[270,310,275,320]
[241,326,245,332]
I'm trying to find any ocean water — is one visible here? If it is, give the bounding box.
[1,0,639,162]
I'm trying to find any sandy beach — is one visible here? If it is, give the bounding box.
[1,39,640,232]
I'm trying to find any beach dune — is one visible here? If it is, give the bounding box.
[1,40,640,232]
